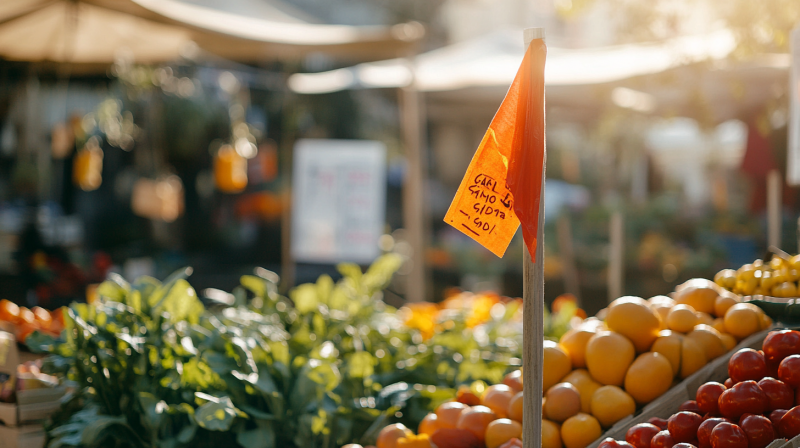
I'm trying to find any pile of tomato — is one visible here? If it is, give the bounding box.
[606,329,800,448]
[0,299,65,343]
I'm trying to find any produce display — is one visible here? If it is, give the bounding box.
[0,299,65,342]
[714,255,800,298]
[601,329,800,448]
[360,278,774,448]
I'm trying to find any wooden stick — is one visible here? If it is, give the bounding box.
[608,211,624,302]
[767,169,782,251]
[522,26,546,448]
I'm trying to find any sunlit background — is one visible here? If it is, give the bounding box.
[0,0,798,316]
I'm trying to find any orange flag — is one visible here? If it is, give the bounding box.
[444,36,546,259]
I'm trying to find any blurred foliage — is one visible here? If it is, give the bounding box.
[30,254,527,448]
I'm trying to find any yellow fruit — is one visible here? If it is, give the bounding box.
[586,331,635,386]
[720,333,737,351]
[760,313,773,330]
[674,279,719,315]
[723,303,761,340]
[561,413,602,448]
[377,423,413,448]
[696,312,714,326]
[605,297,661,352]
[485,419,523,448]
[760,271,775,291]
[590,385,636,427]
[508,392,523,422]
[543,419,563,448]
[545,383,582,422]
[772,282,797,298]
[770,256,785,270]
[649,296,676,329]
[666,305,698,333]
[681,337,708,378]
[651,331,682,376]
[737,264,756,281]
[559,327,596,369]
[624,352,674,404]
[544,340,573,392]
[715,269,737,290]
[648,295,676,308]
[711,317,727,334]
[562,369,602,413]
[686,324,726,360]
[790,254,800,270]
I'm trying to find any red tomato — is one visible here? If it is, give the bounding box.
[648,417,668,431]
[739,414,775,448]
[757,377,794,412]
[697,418,729,448]
[710,423,748,448]
[673,444,697,448]
[769,409,788,430]
[697,382,727,415]
[625,423,661,448]
[724,378,734,389]
[763,330,800,363]
[728,349,767,383]
[778,355,800,388]
[679,401,702,415]
[778,406,800,439]
[718,381,768,420]
[598,438,635,448]
[668,412,704,443]
[650,430,675,448]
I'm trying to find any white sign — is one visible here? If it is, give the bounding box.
[788,26,800,186]
[291,139,387,264]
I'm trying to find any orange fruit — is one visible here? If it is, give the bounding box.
[605,297,661,352]
[559,327,595,368]
[650,330,682,377]
[456,405,497,444]
[31,307,52,329]
[544,383,581,422]
[507,391,523,422]
[674,279,719,315]
[18,307,35,325]
[590,385,635,427]
[561,413,602,448]
[562,369,601,413]
[0,300,20,323]
[623,352,674,404]
[585,331,635,386]
[376,423,413,448]
[436,401,468,429]
[714,293,739,317]
[666,304,698,333]
[680,337,708,378]
[581,317,605,332]
[485,418,522,448]
[543,419,563,448]
[503,370,523,392]
[457,386,482,406]
[418,413,439,436]
[723,303,761,340]
[482,384,514,418]
[397,434,433,448]
[686,324,726,360]
[696,312,714,326]
[711,317,727,334]
[648,296,676,328]
[719,332,737,351]
[544,341,572,391]
[759,312,773,330]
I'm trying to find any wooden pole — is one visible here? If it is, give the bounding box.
[767,169,782,250]
[608,211,624,302]
[522,27,545,448]
[400,51,428,302]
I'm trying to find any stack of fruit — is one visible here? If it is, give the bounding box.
[356,278,773,448]
[0,299,64,343]
[603,329,800,448]
[714,255,800,298]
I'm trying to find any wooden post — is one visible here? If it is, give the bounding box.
[522,27,545,448]
[400,52,428,302]
[767,170,782,250]
[557,214,580,302]
[608,211,624,302]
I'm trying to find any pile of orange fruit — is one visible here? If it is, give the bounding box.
[350,277,774,448]
[0,299,65,343]
[715,254,800,298]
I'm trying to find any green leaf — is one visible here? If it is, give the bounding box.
[80,415,129,445]
[97,279,127,302]
[24,331,59,354]
[194,399,238,431]
[291,283,319,314]
[177,422,197,443]
[316,274,334,304]
[346,352,376,379]
[337,263,363,282]
[237,420,276,448]
[138,392,165,430]
[152,279,204,324]
[240,275,267,298]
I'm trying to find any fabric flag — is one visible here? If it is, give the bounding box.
[443,36,546,260]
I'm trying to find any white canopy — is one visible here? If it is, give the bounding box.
[0,0,423,65]
[288,29,738,93]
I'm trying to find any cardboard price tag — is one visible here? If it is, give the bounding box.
[443,129,520,257]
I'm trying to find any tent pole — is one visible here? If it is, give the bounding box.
[400,50,427,302]
[522,27,545,448]
[767,169,782,250]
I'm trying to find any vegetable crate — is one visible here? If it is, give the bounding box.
[0,329,66,448]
